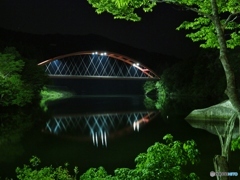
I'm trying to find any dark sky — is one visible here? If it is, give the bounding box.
[0,0,200,58]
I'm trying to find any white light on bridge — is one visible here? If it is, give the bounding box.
[92,51,108,56]
[92,51,98,55]
[133,63,140,67]
[100,52,107,56]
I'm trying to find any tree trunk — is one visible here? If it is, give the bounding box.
[211,0,240,112]
[211,0,240,179]
[215,113,237,160]
[214,113,237,180]
[213,155,229,180]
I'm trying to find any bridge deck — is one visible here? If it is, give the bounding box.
[48,75,159,80]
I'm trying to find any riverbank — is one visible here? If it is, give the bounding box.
[40,86,74,111]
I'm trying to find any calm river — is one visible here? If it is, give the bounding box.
[0,79,239,179]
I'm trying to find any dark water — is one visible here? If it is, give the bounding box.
[0,94,240,179]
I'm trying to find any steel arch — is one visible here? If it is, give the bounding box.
[38,51,160,79]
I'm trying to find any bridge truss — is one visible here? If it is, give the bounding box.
[43,111,159,147]
[38,51,159,79]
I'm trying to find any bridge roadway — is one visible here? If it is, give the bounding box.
[48,75,158,80]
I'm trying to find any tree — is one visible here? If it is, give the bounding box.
[0,47,33,106]
[143,80,167,109]
[15,156,79,180]
[80,166,112,180]
[87,0,156,21]
[80,134,200,180]
[21,57,49,97]
[87,0,240,178]
[231,136,240,151]
[113,134,200,180]
[0,47,48,107]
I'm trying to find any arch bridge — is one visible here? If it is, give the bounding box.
[38,51,159,79]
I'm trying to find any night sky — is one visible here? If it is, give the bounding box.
[0,0,200,58]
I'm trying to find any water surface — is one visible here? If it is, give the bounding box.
[0,96,239,179]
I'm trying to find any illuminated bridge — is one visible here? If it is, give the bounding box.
[38,51,159,79]
[42,111,159,147]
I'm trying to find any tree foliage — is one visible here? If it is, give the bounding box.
[87,0,156,21]
[10,134,199,180]
[15,156,78,180]
[175,0,240,49]
[231,136,240,151]
[143,80,167,109]
[113,134,200,180]
[0,48,32,106]
[0,47,48,107]
[80,166,112,180]
[81,134,200,180]
[143,81,156,95]
[0,47,24,78]
[88,0,240,49]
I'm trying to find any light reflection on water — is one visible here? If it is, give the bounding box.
[42,110,160,147]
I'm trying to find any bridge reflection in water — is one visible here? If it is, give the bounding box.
[43,111,159,147]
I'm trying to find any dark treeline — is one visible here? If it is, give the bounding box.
[160,48,240,100]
